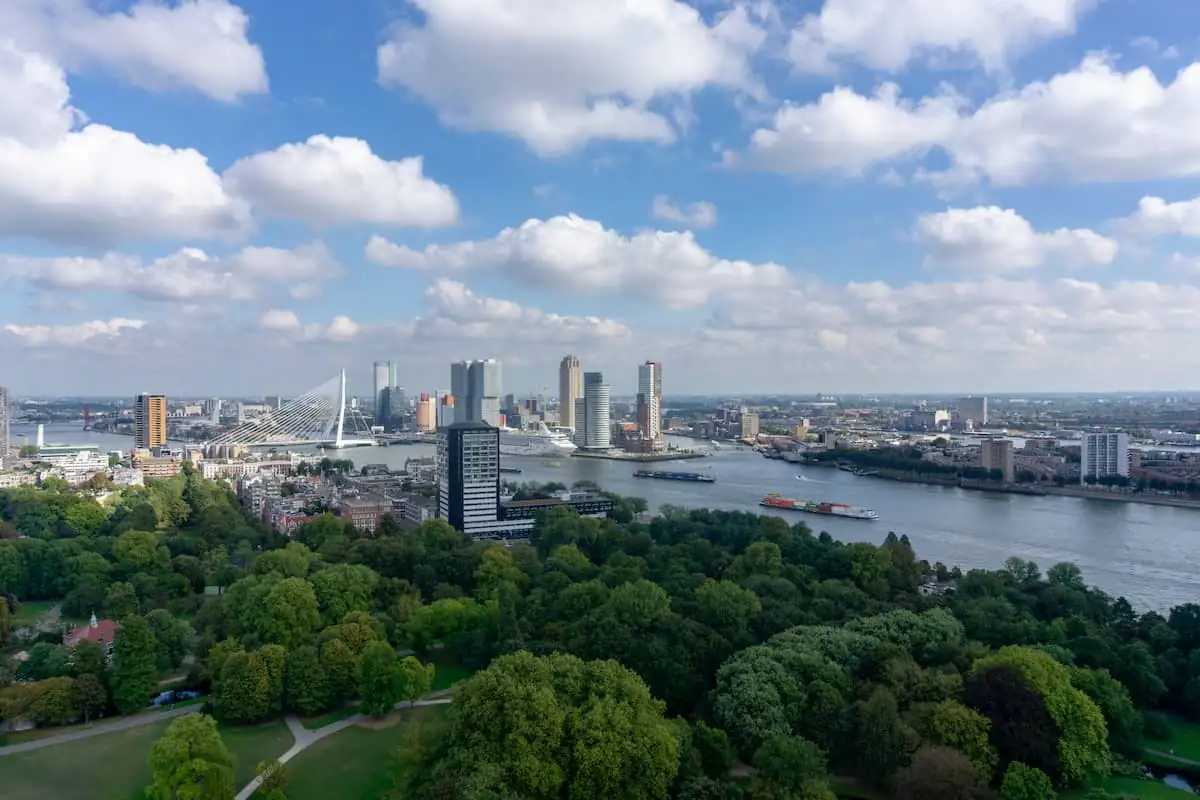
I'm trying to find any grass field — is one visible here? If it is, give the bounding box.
[1060,777,1195,798]
[285,707,447,800]
[0,717,293,800]
[1146,715,1200,765]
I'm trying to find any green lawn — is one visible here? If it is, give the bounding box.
[284,706,447,800]
[1146,715,1200,764]
[1060,777,1194,798]
[0,716,293,800]
[427,649,476,692]
[11,600,58,627]
[299,703,360,730]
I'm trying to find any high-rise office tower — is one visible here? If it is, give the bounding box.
[436,422,526,538]
[0,385,9,464]
[134,394,167,449]
[582,372,611,450]
[450,359,502,426]
[374,361,396,425]
[957,396,988,426]
[637,361,663,441]
[558,355,583,430]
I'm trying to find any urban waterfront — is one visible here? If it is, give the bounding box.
[17,424,1200,611]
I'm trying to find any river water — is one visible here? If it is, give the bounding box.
[14,424,1200,611]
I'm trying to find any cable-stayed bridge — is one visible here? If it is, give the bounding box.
[207,370,377,449]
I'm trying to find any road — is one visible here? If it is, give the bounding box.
[0,705,198,756]
[234,697,452,800]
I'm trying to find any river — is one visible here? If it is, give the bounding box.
[13,424,1200,611]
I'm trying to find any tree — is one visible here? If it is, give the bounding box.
[402,652,680,800]
[321,638,358,706]
[396,656,435,703]
[218,649,272,724]
[694,579,761,643]
[853,686,918,785]
[256,577,322,647]
[0,594,11,647]
[73,672,108,723]
[105,581,139,618]
[146,609,191,671]
[285,645,328,715]
[999,762,1056,800]
[358,640,401,717]
[31,676,78,726]
[893,746,988,800]
[752,734,830,795]
[926,700,998,779]
[256,760,289,800]
[111,616,158,715]
[146,713,235,800]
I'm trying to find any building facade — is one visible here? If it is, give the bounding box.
[437,422,528,538]
[980,438,1016,483]
[581,372,611,450]
[373,361,396,425]
[134,394,167,449]
[415,393,436,431]
[1081,432,1130,483]
[558,355,583,430]
[0,385,9,465]
[450,359,502,426]
[957,396,988,426]
[637,361,662,442]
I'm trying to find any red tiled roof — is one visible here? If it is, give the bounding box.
[65,619,121,647]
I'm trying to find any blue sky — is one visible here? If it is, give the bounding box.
[2,0,1200,397]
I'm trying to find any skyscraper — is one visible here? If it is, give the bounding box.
[637,361,663,441]
[450,359,502,426]
[582,372,611,450]
[1080,432,1130,484]
[0,385,9,464]
[134,394,167,449]
[373,361,396,424]
[558,355,582,430]
[437,422,526,538]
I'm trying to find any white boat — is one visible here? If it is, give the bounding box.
[499,422,578,457]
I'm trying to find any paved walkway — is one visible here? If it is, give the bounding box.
[234,697,452,800]
[0,705,197,756]
[1146,748,1200,767]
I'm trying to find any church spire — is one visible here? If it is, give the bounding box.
[90,611,98,628]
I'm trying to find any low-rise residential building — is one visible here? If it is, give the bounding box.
[339,493,392,534]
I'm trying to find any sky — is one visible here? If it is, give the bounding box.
[2,0,1200,398]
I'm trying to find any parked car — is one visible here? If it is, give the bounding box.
[152,689,204,707]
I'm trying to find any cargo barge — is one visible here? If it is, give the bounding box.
[759,494,878,520]
[633,469,716,483]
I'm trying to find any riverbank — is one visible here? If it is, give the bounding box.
[861,469,1200,511]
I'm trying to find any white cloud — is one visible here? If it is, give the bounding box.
[1121,196,1200,238]
[0,44,249,247]
[0,242,341,302]
[257,309,358,342]
[732,55,1200,187]
[787,0,1091,74]
[259,309,301,331]
[0,0,268,102]
[652,195,718,228]
[377,0,765,155]
[223,136,459,228]
[4,317,146,347]
[366,214,789,309]
[915,206,1119,271]
[416,279,631,344]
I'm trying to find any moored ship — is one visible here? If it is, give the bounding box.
[759,494,878,520]
[634,469,716,483]
[499,422,578,457]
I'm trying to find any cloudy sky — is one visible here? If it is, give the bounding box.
[2,0,1200,398]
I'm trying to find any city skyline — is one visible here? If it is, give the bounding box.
[3,2,1200,395]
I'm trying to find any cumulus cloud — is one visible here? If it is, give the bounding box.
[787,0,1091,74]
[223,136,459,228]
[4,317,146,347]
[0,242,341,302]
[731,55,1200,188]
[0,0,268,102]
[366,214,789,309]
[1120,196,1200,238]
[377,0,766,155]
[915,206,1119,271]
[0,43,249,247]
[652,195,718,228]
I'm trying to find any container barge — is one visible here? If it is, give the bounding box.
[759,494,878,520]
[633,469,716,483]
